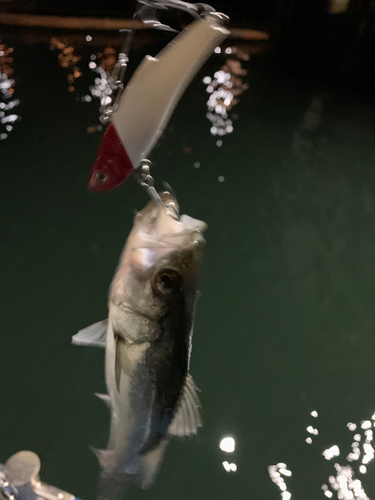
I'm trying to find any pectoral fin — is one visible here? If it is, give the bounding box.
[168,374,202,437]
[72,320,108,348]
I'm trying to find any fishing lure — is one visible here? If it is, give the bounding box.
[88,2,229,192]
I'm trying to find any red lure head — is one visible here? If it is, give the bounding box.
[88,123,135,192]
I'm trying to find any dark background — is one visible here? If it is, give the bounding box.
[2,1,375,499]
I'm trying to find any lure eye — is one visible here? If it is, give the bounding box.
[95,171,108,184]
[151,268,182,297]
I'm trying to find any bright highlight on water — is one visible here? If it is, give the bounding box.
[219,437,235,453]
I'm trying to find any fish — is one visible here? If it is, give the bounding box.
[72,191,206,497]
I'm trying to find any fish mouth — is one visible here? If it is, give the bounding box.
[134,192,207,239]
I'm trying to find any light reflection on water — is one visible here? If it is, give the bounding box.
[0,42,19,141]
[325,464,369,500]
[219,436,236,473]
[269,411,375,499]
[268,463,292,500]
[323,445,340,460]
[49,36,117,133]
[203,44,250,143]
[222,461,237,473]
[50,37,83,93]
[85,46,117,128]
[219,436,235,453]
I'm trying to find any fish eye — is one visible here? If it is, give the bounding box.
[151,268,182,296]
[95,171,108,184]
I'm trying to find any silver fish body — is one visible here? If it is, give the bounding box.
[73,192,206,495]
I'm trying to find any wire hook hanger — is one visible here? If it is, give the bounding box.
[135,160,180,221]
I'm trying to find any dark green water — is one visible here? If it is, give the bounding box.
[2,31,375,500]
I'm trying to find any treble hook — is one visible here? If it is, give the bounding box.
[135,160,180,221]
[136,0,229,28]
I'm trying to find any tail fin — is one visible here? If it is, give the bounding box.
[91,447,117,470]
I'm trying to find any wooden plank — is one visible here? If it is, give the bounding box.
[0,13,146,30]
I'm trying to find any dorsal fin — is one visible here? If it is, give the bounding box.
[168,374,202,437]
[72,320,108,348]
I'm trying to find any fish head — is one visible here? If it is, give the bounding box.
[110,191,206,324]
[134,191,206,297]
